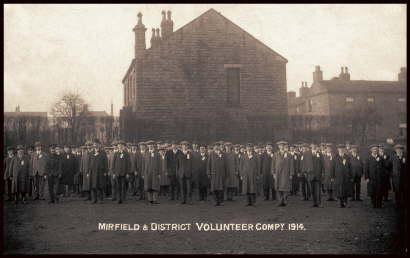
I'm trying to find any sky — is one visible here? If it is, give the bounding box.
[4,4,407,116]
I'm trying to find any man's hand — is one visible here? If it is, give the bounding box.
[331,178,334,182]
[86,173,89,178]
[366,179,369,183]
[134,172,138,176]
[44,175,47,179]
[126,174,129,179]
[289,176,292,180]
[58,174,62,178]
[104,173,107,176]
[112,174,116,179]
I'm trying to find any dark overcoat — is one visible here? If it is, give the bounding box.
[333,154,353,198]
[166,149,180,177]
[60,152,77,185]
[159,154,170,186]
[364,155,386,197]
[89,150,108,189]
[207,152,226,192]
[177,151,193,179]
[196,153,209,188]
[225,152,238,189]
[391,154,406,193]
[80,151,92,191]
[322,154,335,191]
[11,155,31,194]
[240,153,258,194]
[272,152,294,192]
[260,152,274,189]
[143,151,160,191]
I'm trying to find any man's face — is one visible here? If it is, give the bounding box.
[326,147,332,153]
[7,150,13,156]
[64,147,70,153]
[28,149,33,155]
[371,147,379,155]
[17,149,24,156]
[311,145,317,151]
[379,148,384,154]
[148,145,154,151]
[278,145,284,151]
[36,146,42,153]
[246,146,252,153]
[284,145,289,152]
[266,145,272,152]
[182,144,188,151]
[193,144,198,150]
[289,146,295,152]
[140,145,146,152]
[338,148,345,155]
[118,144,124,151]
[132,147,137,152]
[351,148,357,154]
[56,147,61,154]
[87,146,93,152]
[396,149,403,156]
[172,144,177,150]
[200,146,206,153]
[225,146,231,152]
[93,144,99,152]
[50,147,56,154]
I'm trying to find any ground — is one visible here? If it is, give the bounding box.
[3,181,406,254]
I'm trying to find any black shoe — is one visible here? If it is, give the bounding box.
[91,200,97,204]
[326,199,332,201]
[48,200,55,204]
[112,198,117,201]
[357,199,363,201]
[34,197,39,201]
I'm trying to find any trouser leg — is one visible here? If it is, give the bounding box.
[187,179,192,201]
[48,176,54,202]
[355,178,361,200]
[153,191,158,202]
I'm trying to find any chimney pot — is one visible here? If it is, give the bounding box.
[345,67,349,73]
[167,10,172,20]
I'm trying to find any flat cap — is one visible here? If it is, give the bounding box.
[351,145,359,149]
[378,144,385,148]
[116,140,126,145]
[336,144,345,149]
[180,141,190,145]
[369,144,379,149]
[246,143,253,147]
[35,141,42,147]
[325,143,333,147]
[7,146,15,151]
[16,144,24,151]
[85,141,93,146]
[276,141,287,145]
[93,138,101,144]
[394,144,405,149]
[145,140,155,145]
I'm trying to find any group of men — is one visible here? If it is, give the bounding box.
[3,139,407,209]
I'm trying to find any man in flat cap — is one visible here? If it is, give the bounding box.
[10,145,31,204]
[45,144,62,203]
[240,143,258,206]
[158,146,170,198]
[224,143,238,201]
[301,143,323,207]
[272,141,294,206]
[88,139,108,204]
[166,141,181,201]
[207,142,227,206]
[143,141,160,204]
[289,144,300,196]
[334,144,353,208]
[391,144,407,208]
[261,142,275,201]
[60,145,77,198]
[177,141,193,204]
[4,146,15,201]
[350,145,363,201]
[31,142,48,201]
[299,143,312,201]
[80,141,94,201]
[135,142,147,201]
[378,144,392,202]
[322,143,336,201]
[127,143,139,197]
[112,140,130,204]
[364,144,386,208]
[191,142,200,202]
[196,144,209,202]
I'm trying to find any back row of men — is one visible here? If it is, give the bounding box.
[4,139,407,209]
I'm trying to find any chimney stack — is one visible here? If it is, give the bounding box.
[161,10,174,40]
[133,12,147,59]
[150,28,156,48]
[398,67,407,82]
[299,81,309,97]
[313,65,323,83]
[340,66,350,81]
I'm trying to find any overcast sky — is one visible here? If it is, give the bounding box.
[4,4,406,116]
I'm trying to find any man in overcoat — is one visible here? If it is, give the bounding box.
[350,145,363,201]
[196,144,209,201]
[224,143,238,201]
[31,142,48,200]
[11,145,31,204]
[89,139,108,204]
[143,140,160,204]
[364,144,386,208]
[379,144,392,201]
[136,142,146,200]
[334,144,353,208]
[322,143,336,201]
[177,141,193,204]
[166,141,181,200]
[60,145,76,198]
[112,140,130,204]
[4,146,15,201]
[260,142,274,200]
[240,143,258,206]
[80,141,93,201]
[207,142,227,206]
[46,144,62,203]
[391,144,406,208]
[272,141,294,206]
[158,147,170,197]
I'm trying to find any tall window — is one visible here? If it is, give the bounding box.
[398,97,406,103]
[399,123,407,137]
[227,68,240,106]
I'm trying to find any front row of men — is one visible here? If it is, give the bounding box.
[4,140,407,209]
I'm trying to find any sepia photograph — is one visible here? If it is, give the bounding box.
[3,3,408,254]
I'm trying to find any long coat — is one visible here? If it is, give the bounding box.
[31,152,48,176]
[240,153,258,194]
[207,152,227,192]
[225,152,238,189]
[196,153,209,188]
[350,154,363,178]
[112,151,131,176]
[380,152,392,193]
[260,152,274,189]
[391,154,406,193]
[177,151,193,179]
[89,151,108,189]
[159,154,170,186]
[333,154,353,198]
[11,155,31,194]
[4,155,14,180]
[322,154,335,191]
[73,154,82,185]
[143,151,160,191]
[166,149,181,177]
[80,151,92,191]
[60,152,77,185]
[191,151,201,186]
[272,152,294,192]
[364,155,386,197]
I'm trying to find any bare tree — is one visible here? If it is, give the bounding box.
[51,91,89,145]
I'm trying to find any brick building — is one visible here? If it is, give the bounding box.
[120,9,289,143]
[288,66,407,145]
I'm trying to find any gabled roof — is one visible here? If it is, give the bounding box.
[122,8,288,83]
[4,112,48,117]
